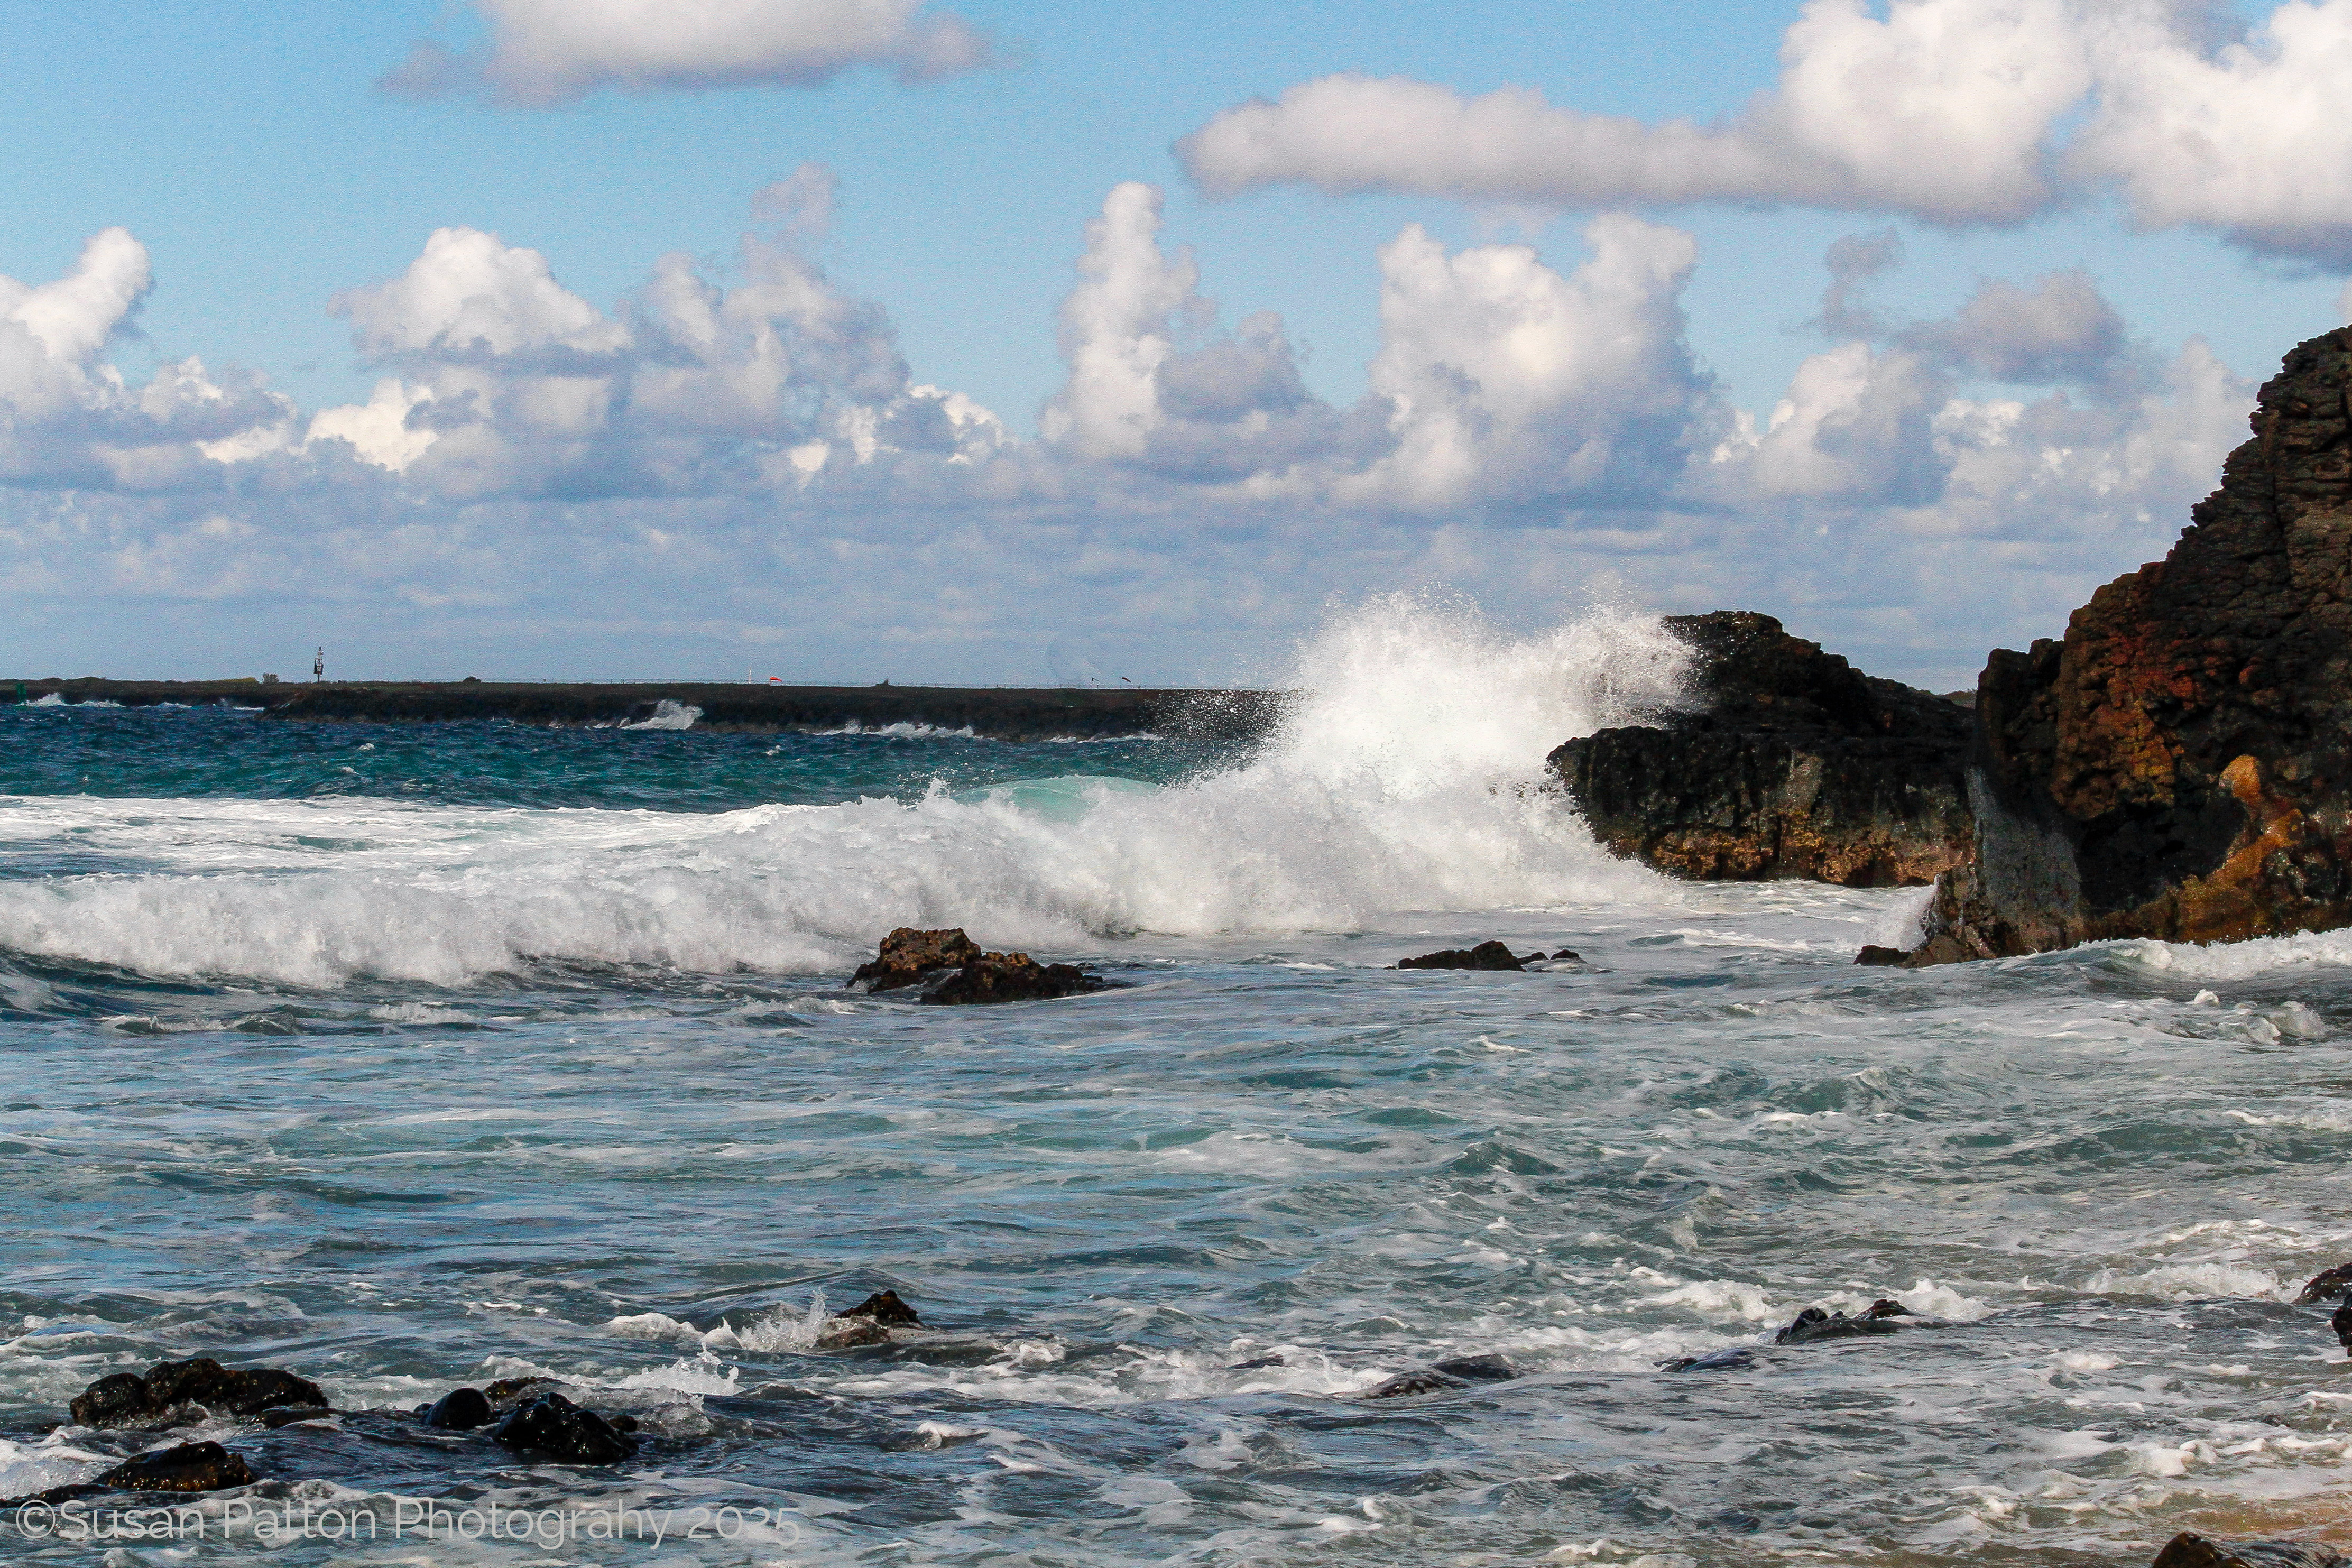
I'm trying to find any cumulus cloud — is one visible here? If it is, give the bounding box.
[0,228,294,490]
[1037,184,1709,510]
[381,0,993,105]
[1178,0,2352,264]
[0,183,2263,693]
[1179,0,2088,224]
[306,167,1005,498]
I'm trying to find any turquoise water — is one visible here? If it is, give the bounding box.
[7,611,2352,1566]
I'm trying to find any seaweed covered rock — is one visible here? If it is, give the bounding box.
[69,1359,327,1428]
[1911,328,2352,963]
[850,927,1105,1005]
[1550,612,1972,888]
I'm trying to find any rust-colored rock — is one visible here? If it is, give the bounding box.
[1551,612,1973,888]
[1910,328,2352,964]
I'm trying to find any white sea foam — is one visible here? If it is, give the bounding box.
[622,699,702,731]
[0,599,1688,985]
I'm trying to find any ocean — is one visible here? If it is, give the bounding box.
[4,602,2350,1566]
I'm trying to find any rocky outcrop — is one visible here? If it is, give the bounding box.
[815,1288,924,1349]
[1910,329,2352,964]
[1395,942,1540,971]
[491,1391,637,1464]
[850,927,1107,1004]
[1551,612,1972,887]
[70,1358,327,1428]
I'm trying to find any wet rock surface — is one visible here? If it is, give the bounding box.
[1551,611,1972,887]
[1395,941,1532,971]
[816,1289,926,1349]
[1909,328,2352,963]
[2295,1263,2352,1304]
[490,1391,637,1465]
[96,1440,258,1493]
[2153,1534,2350,1568]
[69,1358,328,1428]
[420,1386,493,1429]
[851,927,1108,1004]
[1773,1300,1911,1345]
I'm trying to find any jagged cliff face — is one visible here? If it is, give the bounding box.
[1553,612,1973,888]
[1914,327,2352,963]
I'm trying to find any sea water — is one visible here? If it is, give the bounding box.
[4,601,2352,1566]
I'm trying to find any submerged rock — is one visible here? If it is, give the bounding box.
[1429,1353,1517,1381]
[1395,942,1538,971]
[1908,328,2352,964]
[850,927,1106,1004]
[490,1391,635,1465]
[1659,1346,1758,1373]
[95,1441,257,1493]
[70,1358,328,1428]
[1773,1300,1910,1345]
[1551,611,1973,888]
[2153,1534,2350,1568]
[1359,1370,1467,1399]
[816,1288,924,1348]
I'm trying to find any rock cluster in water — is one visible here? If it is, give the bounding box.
[851,927,1106,1004]
[1551,611,1973,888]
[69,1357,327,1428]
[1393,941,1578,971]
[1904,329,2352,964]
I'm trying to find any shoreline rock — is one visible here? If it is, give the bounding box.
[1551,612,1972,888]
[1903,328,2352,965]
[850,927,1107,1005]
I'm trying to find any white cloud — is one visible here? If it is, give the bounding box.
[0,186,2264,694]
[306,171,1004,497]
[1178,0,2088,224]
[1178,0,2352,263]
[0,228,293,490]
[383,0,993,105]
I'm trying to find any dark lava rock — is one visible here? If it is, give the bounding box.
[2331,1299,2352,1358]
[1659,1346,1758,1373]
[835,1289,921,1327]
[1395,941,1528,971]
[490,1392,635,1465]
[257,1406,332,1429]
[1550,611,1972,888]
[481,1376,561,1407]
[1546,947,1583,963]
[70,1359,328,1428]
[2153,1534,2350,1568]
[1228,1353,1286,1370]
[1358,1370,1468,1399]
[1773,1300,1910,1345]
[1910,328,2352,963]
[422,1387,494,1430]
[2298,1263,2352,1304]
[1429,1353,1517,1381]
[851,927,1106,1004]
[95,1441,257,1493]
[1854,945,1912,966]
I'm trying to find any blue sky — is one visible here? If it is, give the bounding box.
[2,0,2348,685]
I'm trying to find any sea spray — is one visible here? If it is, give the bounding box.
[0,599,1687,985]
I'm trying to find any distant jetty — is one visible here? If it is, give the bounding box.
[3,678,1285,743]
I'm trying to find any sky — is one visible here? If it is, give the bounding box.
[2,0,2348,688]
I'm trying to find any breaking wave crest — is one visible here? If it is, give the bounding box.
[0,599,1687,986]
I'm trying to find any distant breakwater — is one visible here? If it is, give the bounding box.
[3,678,1286,743]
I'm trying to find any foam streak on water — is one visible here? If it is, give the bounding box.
[6,600,2352,1566]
